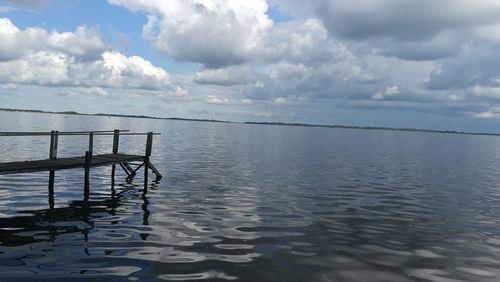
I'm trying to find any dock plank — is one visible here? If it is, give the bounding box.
[0,153,145,175]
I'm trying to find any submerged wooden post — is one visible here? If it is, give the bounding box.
[111,164,116,196]
[111,129,118,186]
[84,150,91,201]
[48,130,58,207]
[48,170,55,209]
[112,129,120,154]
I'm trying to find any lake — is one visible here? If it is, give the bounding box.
[0,111,499,281]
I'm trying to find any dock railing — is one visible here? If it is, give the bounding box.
[0,129,162,179]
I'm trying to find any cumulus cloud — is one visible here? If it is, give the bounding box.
[109,0,273,68]
[317,0,500,41]
[104,1,500,122]
[426,44,500,90]
[0,18,106,61]
[108,1,347,68]
[194,66,262,86]
[475,110,500,119]
[270,0,500,62]
[58,87,110,97]
[372,86,401,100]
[0,18,171,91]
[4,1,500,128]
[0,50,170,89]
[255,18,335,64]
[274,97,288,105]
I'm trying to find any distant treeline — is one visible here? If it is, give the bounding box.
[1,107,499,136]
[244,122,500,136]
[0,108,227,123]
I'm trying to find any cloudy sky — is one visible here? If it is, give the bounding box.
[1,0,500,131]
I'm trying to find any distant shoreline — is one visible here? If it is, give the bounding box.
[1,107,498,137]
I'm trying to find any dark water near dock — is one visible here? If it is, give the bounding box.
[0,111,500,281]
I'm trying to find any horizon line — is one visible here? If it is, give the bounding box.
[1,107,499,137]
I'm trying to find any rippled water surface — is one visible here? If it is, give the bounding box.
[0,111,500,281]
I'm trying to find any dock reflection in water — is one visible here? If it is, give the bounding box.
[0,169,157,279]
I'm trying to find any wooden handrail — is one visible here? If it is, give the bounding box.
[0,130,160,136]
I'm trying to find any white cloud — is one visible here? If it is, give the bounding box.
[194,66,261,86]
[108,1,347,68]
[256,18,340,65]
[205,95,231,105]
[0,18,107,61]
[203,94,253,105]
[59,87,110,97]
[372,86,401,100]
[274,97,288,105]
[109,0,273,68]
[475,110,500,119]
[4,1,500,129]
[48,26,107,60]
[105,1,500,122]
[0,18,172,91]
[99,51,170,89]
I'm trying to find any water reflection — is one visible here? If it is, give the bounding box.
[0,171,160,279]
[0,174,152,248]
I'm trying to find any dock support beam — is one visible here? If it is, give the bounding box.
[49,130,59,160]
[144,132,153,186]
[144,132,162,180]
[111,165,116,197]
[88,132,93,157]
[84,151,91,201]
[48,130,58,208]
[113,129,120,154]
[48,170,55,209]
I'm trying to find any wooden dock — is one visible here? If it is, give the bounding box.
[0,129,162,208]
[0,153,145,175]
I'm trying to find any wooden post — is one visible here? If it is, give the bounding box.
[111,129,117,184]
[145,132,153,158]
[49,130,59,160]
[144,132,153,185]
[84,151,91,201]
[48,170,55,209]
[49,130,55,159]
[88,132,94,157]
[49,130,57,208]
[112,129,120,154]
[111,164,116,197]
[144,132,153,186]
[54,131,58,159]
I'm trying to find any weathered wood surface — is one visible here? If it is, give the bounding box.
[0,153,145,175]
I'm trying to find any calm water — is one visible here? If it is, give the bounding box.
[0,112,499,281]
